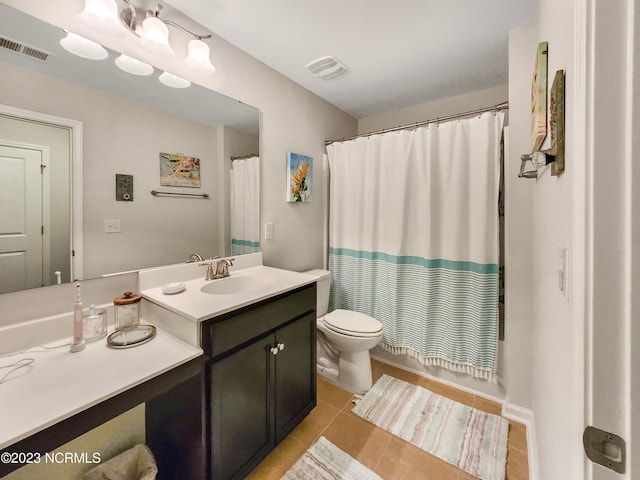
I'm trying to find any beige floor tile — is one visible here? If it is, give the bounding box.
[287,401,340,445]
[245,435,307,480]
[317,376,354,411]
[508,421,528,453]
[372,361,426,386]
[374,436,458,480]
[473,396,504,416]
[420,378,475,407]
[321,411,394,471]
[506,446,530,480]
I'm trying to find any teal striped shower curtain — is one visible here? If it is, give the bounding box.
[326,112,504,380]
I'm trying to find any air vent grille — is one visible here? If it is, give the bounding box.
[0,35,51,62]
[306,55,347,80]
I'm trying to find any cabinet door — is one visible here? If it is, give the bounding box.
[210,335,274,480]
[274,313,317,443]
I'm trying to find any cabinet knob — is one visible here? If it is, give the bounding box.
[270,347,279,356]
[277,343,285,351]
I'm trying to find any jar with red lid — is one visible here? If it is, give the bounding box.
[114,291,141,330]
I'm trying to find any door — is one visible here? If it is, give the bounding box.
[210,335,274,480]
[274,313,317,443]
[0,143,45,293]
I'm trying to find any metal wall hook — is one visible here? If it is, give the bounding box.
[518,154,537,178]
[518,150,556,179]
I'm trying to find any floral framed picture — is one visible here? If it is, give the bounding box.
[159,152,201,187]
[286,152,312,202]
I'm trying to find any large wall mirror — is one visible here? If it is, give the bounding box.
[0,3,260,294]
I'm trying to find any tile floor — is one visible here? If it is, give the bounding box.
[248,360,529,480]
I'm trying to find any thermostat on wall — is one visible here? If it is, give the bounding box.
[116,174,133,201]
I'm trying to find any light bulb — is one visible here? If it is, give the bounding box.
[138,16,174,57]
[184,39,216,75]
[76,0,123,37]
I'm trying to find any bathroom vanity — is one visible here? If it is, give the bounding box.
[141,253,317,479]
[0,254,316,480]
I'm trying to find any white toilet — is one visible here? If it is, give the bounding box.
[305,269,384,393]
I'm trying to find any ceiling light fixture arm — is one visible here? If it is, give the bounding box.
[118,1,211,40]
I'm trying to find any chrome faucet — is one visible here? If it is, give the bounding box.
[186,253,204,263]
[199,256,220,280]
[213,258,235,279]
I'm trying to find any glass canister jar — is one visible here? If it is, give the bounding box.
[83,305,107,342]
[114,292,141,330]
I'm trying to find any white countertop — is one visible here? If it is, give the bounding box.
[0,326,202,450]
[140,264,317,322]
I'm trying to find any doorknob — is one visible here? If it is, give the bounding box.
[277,343,285,351]
[270,347,279,356]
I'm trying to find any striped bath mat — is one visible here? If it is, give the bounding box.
[280,436,382,480]
[352,375,508,480]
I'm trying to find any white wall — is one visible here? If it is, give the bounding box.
[358,85,508,134]
[504,27,535,417]
[508,0,579,477]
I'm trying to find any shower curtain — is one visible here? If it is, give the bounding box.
[326,112,504,381]
[230,156,260,255]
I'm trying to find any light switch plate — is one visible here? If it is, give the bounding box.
[104,219,121,233]
[265,222,274,240]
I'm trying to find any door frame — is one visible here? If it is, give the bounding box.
[578,0,638,478]
[0,104,84,281]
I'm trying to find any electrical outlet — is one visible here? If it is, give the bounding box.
[104,219,121,233]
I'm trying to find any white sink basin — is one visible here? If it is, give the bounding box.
[200,274,274,295]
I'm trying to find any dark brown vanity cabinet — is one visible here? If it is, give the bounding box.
[204,283,317,480]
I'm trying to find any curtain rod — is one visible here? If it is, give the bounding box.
[231,153,259,161]
[325,101,509,146]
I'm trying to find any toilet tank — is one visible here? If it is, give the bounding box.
[304,269,332,317]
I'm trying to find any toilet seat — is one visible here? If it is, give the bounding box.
[324,309,383,338]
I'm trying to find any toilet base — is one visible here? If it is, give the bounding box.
[317,350,373,394]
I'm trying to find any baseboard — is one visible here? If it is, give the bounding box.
[502,401,539,480]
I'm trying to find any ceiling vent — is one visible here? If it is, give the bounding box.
[306,55,347,80]
[0,35,52,62]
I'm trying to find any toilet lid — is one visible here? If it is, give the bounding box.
[324,309,383,336]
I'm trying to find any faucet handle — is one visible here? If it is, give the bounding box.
[205,264,215,281]
[186,253,204,263]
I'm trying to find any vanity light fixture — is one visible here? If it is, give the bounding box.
[60,31,108,60]
[115,53,153,75]
[74,0,216,74]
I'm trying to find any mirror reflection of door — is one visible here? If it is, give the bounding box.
[0,116,71,294]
